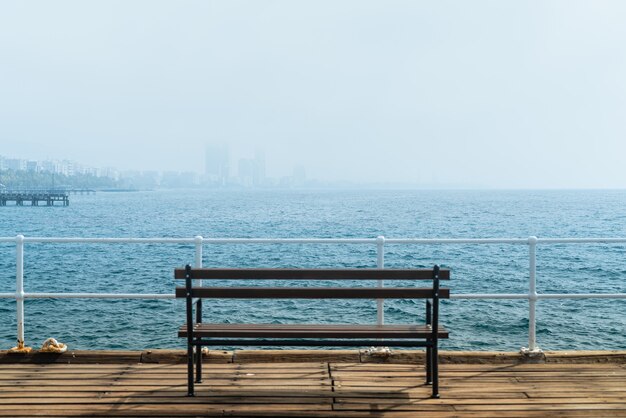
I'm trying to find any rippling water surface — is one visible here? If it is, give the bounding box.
[1,189,625,351]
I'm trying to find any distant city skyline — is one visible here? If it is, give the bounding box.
[1,1,626,188]
[0,150,310,189]
[0,154,117,178]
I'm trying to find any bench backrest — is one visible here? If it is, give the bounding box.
[175,267,450,300]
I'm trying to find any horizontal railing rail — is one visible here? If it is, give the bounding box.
[1,235,625,353]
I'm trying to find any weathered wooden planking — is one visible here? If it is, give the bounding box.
[334,397,626,405]
[0,412,620,418]
[330,363,626,371]
[0,396,333,405]
[0,361,624,418]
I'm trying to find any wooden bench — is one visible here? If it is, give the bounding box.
[175,265,450,398]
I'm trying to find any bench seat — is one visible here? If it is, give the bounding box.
[179,323,448,339]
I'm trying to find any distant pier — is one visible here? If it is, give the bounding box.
[0,189,81,206]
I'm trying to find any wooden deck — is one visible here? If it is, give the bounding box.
[0,360,625,417]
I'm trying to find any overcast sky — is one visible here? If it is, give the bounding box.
[1,1,625,188]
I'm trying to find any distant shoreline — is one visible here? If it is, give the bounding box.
[97,188,143,193]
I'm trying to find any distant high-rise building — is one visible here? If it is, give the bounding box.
[205,145,229,186]
[26,161,40,172]
[253,149,265,186]
[5,158,26,171]
[59,160,74,176]
[40,160,61,174]
[237,149,266,187]
[100,167,120,180]
[292,165,306,187]
[238,158,254,187]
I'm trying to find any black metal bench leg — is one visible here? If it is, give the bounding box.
[425,299,432,385]
[195,300,203,383]
[431,344,439,398]
[185,264,195,396]
[187,340,195,396]
[426,345,432,385]
[195,342,203,383]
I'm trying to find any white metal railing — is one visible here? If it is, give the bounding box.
[1,235,625,353]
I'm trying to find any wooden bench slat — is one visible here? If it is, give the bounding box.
[174,268,450,281]
[175,287,450,299]
[179,324,449,339]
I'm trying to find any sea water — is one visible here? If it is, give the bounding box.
[0,189,625,351]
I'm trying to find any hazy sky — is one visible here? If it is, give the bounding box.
[1,1,625,188]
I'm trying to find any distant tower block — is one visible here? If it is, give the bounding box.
[205,145,229,186]
[253,149,266,186]
[293,165,306,186]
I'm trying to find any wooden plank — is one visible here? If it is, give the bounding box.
[0,379,331,387]
[0,368,330,376]
[0,404,335,411]
[0,363,328,371]
[0,389,532,399]
[334,383,626,391]
[0,396,333,405]
[180,323,449,338]
[524,391,626,398]
[174,268,450,281]
[334,397,626,405]
[0,404,334,417]
[234,350,361,363]
[12,370,613,382]
[332,371,622,380]
[176,287,450,299]
[330,363,625,371]
[0,410,453,418]
[0,373,331,381]
[6,350,623,366]
[141,348,233,364]
[0,350,142,364]
[452,404,626,411]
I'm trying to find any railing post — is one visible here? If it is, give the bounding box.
[10,235,31,353]
[376,235,385,325]
[522,236,541,355]
[193,235,204,296]
[194,235,203,268]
